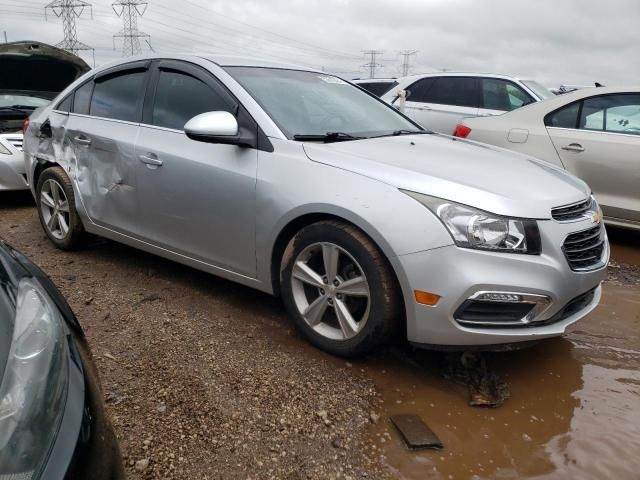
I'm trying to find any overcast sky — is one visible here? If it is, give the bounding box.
[2,0,639,87]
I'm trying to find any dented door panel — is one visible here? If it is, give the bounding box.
[70,116,140,233]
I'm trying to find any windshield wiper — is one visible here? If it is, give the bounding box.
[293,132,365,143]
[0,105,38,113]
[391,129,433,136]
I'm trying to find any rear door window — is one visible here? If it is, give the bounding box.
[72,81,93,115]
[151,69,235,130]
[420,77,478,108]
[545,102,580,128]
[480,78,534,111]
[56,94,72,112]
[90,70,146,122]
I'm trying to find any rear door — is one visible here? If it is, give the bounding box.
[478,78,535,117]
[69,61,149,234]
[134,60,258,276]
[403,76,479,134]
[546,93,640,222]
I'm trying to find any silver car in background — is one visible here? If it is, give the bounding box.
[24,55,608,356]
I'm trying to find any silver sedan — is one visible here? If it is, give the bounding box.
[23,55,608,356]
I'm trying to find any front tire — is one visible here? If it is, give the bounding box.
[281,220,401,357]
[36,166,87,250]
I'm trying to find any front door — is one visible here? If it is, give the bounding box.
[547,93,640,222]
[134,60,258,277]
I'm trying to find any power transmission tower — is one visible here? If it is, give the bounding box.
[361,50,384,79]
[112,0,150,57]
[399,50,418,77]
[45,0,95,64]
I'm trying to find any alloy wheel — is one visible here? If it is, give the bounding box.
[40,179,71,240]
[290,242,371,341]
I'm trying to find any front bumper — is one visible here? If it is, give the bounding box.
[397,217,608,347]
[0,134,28,191]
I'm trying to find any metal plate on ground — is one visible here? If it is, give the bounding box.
[390,414,443,450]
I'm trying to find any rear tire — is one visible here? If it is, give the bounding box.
[36,166,87,250]
[281,220,401,357]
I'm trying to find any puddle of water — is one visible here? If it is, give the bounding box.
[367,285,640,480]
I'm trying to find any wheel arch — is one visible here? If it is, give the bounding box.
[267,209,410,329]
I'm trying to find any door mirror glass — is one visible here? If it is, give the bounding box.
[184,111,239,141]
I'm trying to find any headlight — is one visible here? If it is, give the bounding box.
[403,191,541,254]
[0,278,68,480]
[0,143,11,155]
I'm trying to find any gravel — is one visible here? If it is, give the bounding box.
[0,194,389,480]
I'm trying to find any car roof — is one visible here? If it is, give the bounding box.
[88,53,321,75]
[352,78,397,83]
[399,72,526,82]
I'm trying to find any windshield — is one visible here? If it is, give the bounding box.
[0,94,50,109]
[522,80,554,101]
[225,67,421,140]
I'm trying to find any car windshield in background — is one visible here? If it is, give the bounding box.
[522,80,554,100]
[0,94,50,109]
[225,67,420,140]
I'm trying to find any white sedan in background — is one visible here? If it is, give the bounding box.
[455,86,640,231]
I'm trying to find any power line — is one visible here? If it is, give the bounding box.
[361,50,384,79]
[44,0,95,64]
[112,0,150,56]
[399,50,418,77]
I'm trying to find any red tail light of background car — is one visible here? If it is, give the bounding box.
[453,124,471,138]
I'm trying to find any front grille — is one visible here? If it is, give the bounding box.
[562,225,605,271]
[551,198,591,221]
[3,136,23,152]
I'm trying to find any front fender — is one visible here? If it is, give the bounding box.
[255,140,453,292]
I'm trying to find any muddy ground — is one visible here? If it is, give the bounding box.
[1,191,639,480]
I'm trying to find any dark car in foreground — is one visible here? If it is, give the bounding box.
[0,242,123,479]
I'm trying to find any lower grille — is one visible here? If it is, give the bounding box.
[455,300,535,325]
[562,225,606,271]
[545,287,597,325]
[551,198,591,222]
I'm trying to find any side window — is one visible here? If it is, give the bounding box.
[545,102,580,128]
[72,81,93,115]
[422,77,478,108]
[151,70,234,130]
[580,94,640,135]
[90,70,146,122]
[481,78,534,111]
[406,78,435,103]
[56,94,73,112]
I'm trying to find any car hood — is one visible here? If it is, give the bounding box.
[0,41,90,98]
[302,133,590,219]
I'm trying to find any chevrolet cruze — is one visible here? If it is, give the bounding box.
[23,55,608,357]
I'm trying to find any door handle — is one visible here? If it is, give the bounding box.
[138,154,163,167]
[561,143,585,152]
[74,135,91,146]
[417,106,432,111]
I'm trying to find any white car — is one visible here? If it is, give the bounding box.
[380,72,553,135]
[455,86,640,230]
[0,41,88,191]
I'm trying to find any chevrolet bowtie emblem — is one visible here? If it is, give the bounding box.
[591,210,603,224]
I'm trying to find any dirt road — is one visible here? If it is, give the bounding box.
[1,191,639,480]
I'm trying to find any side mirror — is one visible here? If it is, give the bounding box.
[184,111,244,145]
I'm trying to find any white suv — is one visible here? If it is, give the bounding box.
[380,72,553,135]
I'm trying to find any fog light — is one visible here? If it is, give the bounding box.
[476,292,523,303]
[414,291,441,306]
